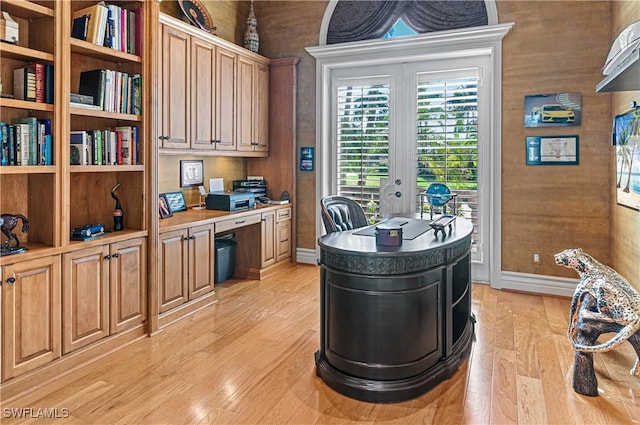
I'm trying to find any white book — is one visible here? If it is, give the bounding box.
[19,123,30,166]
[116,126,131,165]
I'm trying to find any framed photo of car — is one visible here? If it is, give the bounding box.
[524,93,581,127]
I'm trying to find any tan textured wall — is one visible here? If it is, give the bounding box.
[499,1,612,277]
[254,1,329,249]
[610,1,640,290]
[160,1,247,45]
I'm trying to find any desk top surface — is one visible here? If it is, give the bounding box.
[318,215,473,257]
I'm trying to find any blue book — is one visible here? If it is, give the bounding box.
[44,134,53,165]
[0,122,7,166]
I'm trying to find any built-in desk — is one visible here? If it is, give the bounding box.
[316,216,474,403]
[157,203,292,327]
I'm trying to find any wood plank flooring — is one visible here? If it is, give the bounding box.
[2,263,639,424]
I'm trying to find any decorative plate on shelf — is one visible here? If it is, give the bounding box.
[178,0,216,33]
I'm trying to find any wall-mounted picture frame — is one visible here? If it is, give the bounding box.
[524,93,582,127]
[180,159,204,187]
[613,109,640,211]
[526,135,579,165]
[164,191,188,212]
[300,147,315,171]
[159,193,173,219]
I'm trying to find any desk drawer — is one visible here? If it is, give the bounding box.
[215,213,262,233]
[276,207,292,222]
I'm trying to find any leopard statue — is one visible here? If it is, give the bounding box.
[555,248,640,377]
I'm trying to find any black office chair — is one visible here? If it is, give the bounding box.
[320,196,368,233]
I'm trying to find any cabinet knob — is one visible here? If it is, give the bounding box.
[112,252,120,258]
[190,235,196,240]
[104,255,111,260]
[6,277,16,285]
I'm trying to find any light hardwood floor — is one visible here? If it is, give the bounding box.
[2,263,639,424]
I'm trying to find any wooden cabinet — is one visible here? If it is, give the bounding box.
[237,57,269,153]
[276,207,292,262]
[158,14,268,156]
[62,238,146,354]
[159,224,214,314]
[261,210,276,268]
[191,38,237,151]
[160,23,190,149]
[2,255,61,381]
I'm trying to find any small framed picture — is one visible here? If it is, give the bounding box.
[180,159,204,187]
[164,191,188,212]
[526,135,579,165]
[158,193,173,219]
[524,93,582,128]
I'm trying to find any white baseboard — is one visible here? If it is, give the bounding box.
[500,271,578,297]
[296,248,318,265]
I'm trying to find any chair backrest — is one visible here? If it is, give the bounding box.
[320,196,368,233]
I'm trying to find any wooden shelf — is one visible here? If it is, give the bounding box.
[0,165,56,174]
[0,43,54,62]
[69,165,144,172]
[69,106,142,121]
[70,38,142,64]
[0,98,54,111]
[0,0,54,19]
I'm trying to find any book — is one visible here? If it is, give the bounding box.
[78,69,106,109]
[70,102,101,110]
[12,117,37,165]
[115,126,131,165]
[23,65,36,101]
[13,68,25,100]
[0,122,7,166]
[71,14,89,41]
[44,134,53,165]
[7,125,16,165]
[16,123,30,166]
[70,92,94,105]
[45,64,54,104]
[32,63,45,103]
[73,4,106,45]
[133,7,143,56]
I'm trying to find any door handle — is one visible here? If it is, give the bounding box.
[394,191,402,198]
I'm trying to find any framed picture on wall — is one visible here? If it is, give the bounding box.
[524,93,582,127]
[613,109,640,210]
[180,160,204,187]
[526,135,579,165]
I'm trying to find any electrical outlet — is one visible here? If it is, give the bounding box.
[533,253,540,264]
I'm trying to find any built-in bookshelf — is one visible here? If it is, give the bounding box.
[0,0,57,250]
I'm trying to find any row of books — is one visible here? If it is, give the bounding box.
[70,126,139,166]
[72,2,142,56]
[1,118,53,166]
[78,69,142,115]
[13,63,54,104]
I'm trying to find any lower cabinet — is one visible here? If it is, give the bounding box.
[159,224,214,314]
[261,210,276,268]
[2,255,61,381]
[62,238,147,354]
[276,207,291,262]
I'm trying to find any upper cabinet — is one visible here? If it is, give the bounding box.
[158,14,269,157]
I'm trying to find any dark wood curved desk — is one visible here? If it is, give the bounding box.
[316,217,474,403]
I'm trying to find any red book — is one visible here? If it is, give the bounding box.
[116,129,122,164]
[133,7,143,56]
[32,63,45,103]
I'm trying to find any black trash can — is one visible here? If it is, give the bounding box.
[214,234,236,283]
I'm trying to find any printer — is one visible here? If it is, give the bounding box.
[206,191,255,211]
[233,179,267,199]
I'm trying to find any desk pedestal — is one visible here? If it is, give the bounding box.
[316,218,474,403]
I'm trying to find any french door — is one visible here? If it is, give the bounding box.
[331,57,491,280]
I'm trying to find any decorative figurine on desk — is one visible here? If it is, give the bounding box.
[0,213,30,256]
[111,183,124,231]
[420,183,458,238]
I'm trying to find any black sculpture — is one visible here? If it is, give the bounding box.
[0,213,30,256]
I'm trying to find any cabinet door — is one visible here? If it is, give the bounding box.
[159,229,189,313]
[276,220,291,262]
[261,210,276,267]
[2,256,61,380]
[62,246,110,354]
[161,24,190,149]
[188,224,215,299]
[110,238,147,334]
[216,46,237,151]
[236,55,255,151]
[191,37,216,150]
[254,62,269,152]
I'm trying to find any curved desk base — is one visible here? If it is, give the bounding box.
[316,217,475,403]
[315,317,474,403]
